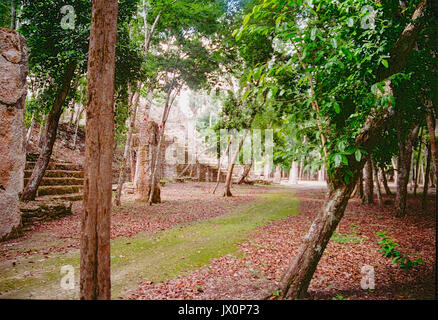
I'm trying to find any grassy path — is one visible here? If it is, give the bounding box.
[0,189,298,299]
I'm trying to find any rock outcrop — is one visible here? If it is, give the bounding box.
[0,28,28,241]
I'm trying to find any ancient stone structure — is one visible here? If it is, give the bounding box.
[19,200,72,226]
[0,28,28,241]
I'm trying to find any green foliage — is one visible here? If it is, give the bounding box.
[376,231,424,271]
[332,294,349,300]
[236,0,438,184]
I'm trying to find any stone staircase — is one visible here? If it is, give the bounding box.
[24,154,84,202]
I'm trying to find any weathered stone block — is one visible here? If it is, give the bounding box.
[0,28,28,241]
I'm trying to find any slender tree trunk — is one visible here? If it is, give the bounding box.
[114,97,138,206]
[395,124,420,217]
[212,139,231,194]
[391,157,398,186]
[25,113,35,148]
[80,0,118,300]
[422,142,431,209]
[148,87,178,205]
[372,158,383,207]
[223,131,248,197]
[20,62,77,201]
[363,155,374,204]
[10,0,16,30]
[425,99,437,173]
[238,159,253,184]
[133,87,152,185]
[380,167,392,196]
[38,115,45,148]
[413,129,423,195]
[72,106,84,149]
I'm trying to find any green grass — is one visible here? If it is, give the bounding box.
[0,189,299,299]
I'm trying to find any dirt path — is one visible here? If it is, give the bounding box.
[0,183,291,299]
[0,183,434,300]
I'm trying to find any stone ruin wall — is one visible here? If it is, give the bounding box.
[0,28,28,241]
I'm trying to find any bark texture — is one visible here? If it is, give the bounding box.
[80,0,118,300]
[0,27,28,241]
[363,156,374,204]
[395,124,419,217]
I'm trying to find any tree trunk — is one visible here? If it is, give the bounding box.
[20,62,77,201]
[422,142,431,210]
[276,2,427,298]
[212,139,231,194]
[223,131,248,197]
[372,158,383,207]
[80,0,118,300]
[114,96,138,206]
[380,167,392,196]
[148,86,179,205]
[10,0,16,30]
[413,128,423,195]
[72,106,84,149]
[238,159,253,184]
[425,98,437,173]
[395,124,420,217]
[363,155,374,204]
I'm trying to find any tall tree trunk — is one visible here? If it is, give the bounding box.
[413,129,423,195]
[223,131,248,197]
[80,0,118,300]
[25,113,35,148]
[114,97,138,206]
[20,62,77,201]
[148,87,179,205]
[395,124,420,217]
[212,139,231,194]
[363,156,374,204]
[372,158,383,207]
[422,142,431,209]
[10,0,16,30]
[238,159,253,184]
[135,120,159,201]
[72,106,84,149]
[425,98,437,174]
[38,115,45,148]
[275,2,427,298]
[380,167,392,196]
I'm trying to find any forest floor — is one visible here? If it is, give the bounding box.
[0,182,435,300]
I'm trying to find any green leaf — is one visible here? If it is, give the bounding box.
[381,59,389,68]
[355,149,362,162]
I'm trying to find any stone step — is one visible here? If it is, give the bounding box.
[24,177,84,186]
[37,193,83,202]
[25,162,83,171]
[36,185,83,197]
[24,170,84,179]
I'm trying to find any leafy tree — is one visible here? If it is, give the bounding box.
[237,0,437,299]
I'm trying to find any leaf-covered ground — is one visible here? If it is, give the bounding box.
[125,184,436,300]
[0,182,435,300]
